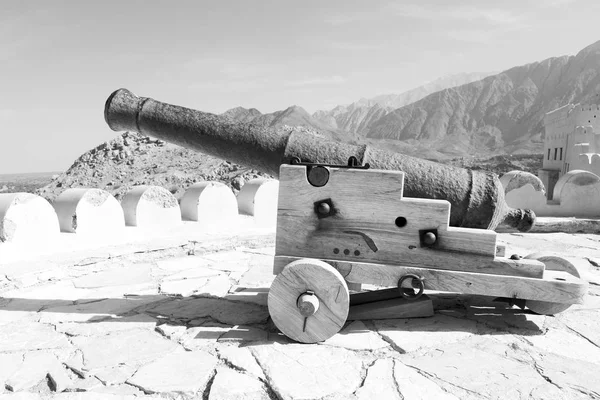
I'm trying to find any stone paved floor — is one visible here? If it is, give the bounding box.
[0,223,599,399]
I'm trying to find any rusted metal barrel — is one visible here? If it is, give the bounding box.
[104,88,535,232]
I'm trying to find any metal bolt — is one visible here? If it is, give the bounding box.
[423,231,437,246]
[318,202,330,215]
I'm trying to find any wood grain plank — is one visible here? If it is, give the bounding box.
[274,256,587,305]
[348,295,434,320]
[273,243,545,278]
[275,166,519,280]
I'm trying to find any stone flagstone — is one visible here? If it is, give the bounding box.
[531,351,600,398]
[355,359,402,400]
[218,325,268,342]
[217,346,266,380]
[70,329,180,370]
[146,297,269,325]
[401,336,566,399]
[0,352,25,392]
[73,264,153,288]
[0,322,71,352]
[251,343,363,399]
[179,324,231,350]
[209,367,270,400]
[322,320,389,351]
[393,360,459,400]
[55,314,157,336]
[92,364,137,385]
[374,314,480,353]
[127,350,218,395]
[39,297,164,324]
[5,351,64,392]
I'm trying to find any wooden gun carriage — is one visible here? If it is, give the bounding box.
[267,159,588,343]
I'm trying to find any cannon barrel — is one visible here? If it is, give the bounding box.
[104,88,534,232]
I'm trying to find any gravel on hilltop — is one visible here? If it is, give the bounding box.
[36,131,271,202]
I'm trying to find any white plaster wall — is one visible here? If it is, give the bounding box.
[121,185,181,228]
[53,188,125,234]
[0,193,60,243]
[180,182,238,223]
[237,179,279,227]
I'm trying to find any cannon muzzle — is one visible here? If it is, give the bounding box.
[104,88,535,232]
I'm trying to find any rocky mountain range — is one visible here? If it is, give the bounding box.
[312,72,493,135]
[222,40,600,158]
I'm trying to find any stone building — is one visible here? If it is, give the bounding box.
[539,103,600,199]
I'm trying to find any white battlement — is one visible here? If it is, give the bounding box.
[0,179,279,252]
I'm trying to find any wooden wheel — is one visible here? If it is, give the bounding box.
[268,258,349,343]
[524,253,581,315]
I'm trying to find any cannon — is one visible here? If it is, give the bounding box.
[104,89,587,344]
[104,88,535,232]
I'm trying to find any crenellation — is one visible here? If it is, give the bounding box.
[0,179,279,244]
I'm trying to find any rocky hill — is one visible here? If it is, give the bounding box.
[36,131,271,203]
[366,41,600,156]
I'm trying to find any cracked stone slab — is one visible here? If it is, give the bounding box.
[531,351,600,398]
[52,393,156,400]
[218,346,265,380]
[0,298,48,325]
[251,343,363,399]
[355,359,402,400]
[155,255,215,273]
[63,375,104,392]
[39,296,164,323]
[155,323,187,340]
[179,324,231,350]
[1,280,88,301]
[159,277,211,297]
[161,274,233,298]
[93,364,137,385]
[0,322,71,352]
[146,297,269,325]
[218,325,268,343]
[0,352,25,389]
[127,350,218,395]
[55,314,157,336]
[199,251,253,272]
[89,383,145,396]
[322,320,389,351]
[524,321,600,364]
[161,264,224,280]
[5,351,65,392]
[209,367,270,400]
[394,360,459,400]
[73,264,153,288]
[195,274,233,297]
[374,314,479,353]
[235,256,275,288]
[225,287,269,306]
[402,336,567,399]
[70,329,180,370]
[74,281,159,298]
[47,361,73,393]
[557,308,600,348]
[0,394,42,400]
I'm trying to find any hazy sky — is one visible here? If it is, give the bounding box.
[1,0,599,173]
